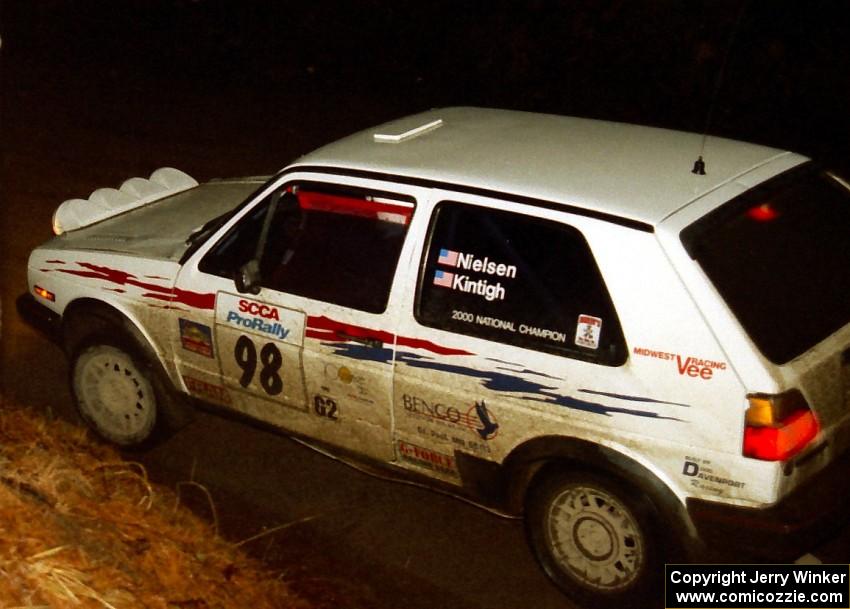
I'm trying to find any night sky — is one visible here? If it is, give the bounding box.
[2,0,849,172]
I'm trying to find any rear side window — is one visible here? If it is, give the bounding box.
[682,163,850,364]
[201,182,415,313]
[416,202,626,365]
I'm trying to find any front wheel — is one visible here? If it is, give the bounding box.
[71,342,160,447]
[525,470,661,608]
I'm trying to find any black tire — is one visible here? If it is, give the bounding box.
[70,337,164,447]
[525,469,662,609]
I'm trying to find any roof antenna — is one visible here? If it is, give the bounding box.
[693,0,750,176]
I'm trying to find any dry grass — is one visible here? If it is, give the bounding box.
[0,399,310,609]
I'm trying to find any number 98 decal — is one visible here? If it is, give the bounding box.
[217,328,306,410]
[234,335,284,396]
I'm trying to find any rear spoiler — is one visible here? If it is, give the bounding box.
[52,167,198,235]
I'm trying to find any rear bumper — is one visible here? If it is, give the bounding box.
[16,293,62,343]
[687,447,850,560]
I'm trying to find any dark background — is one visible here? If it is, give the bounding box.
[1,3,849,608]
[3,0,849,180]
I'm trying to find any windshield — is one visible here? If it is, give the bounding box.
[681,163,850,365]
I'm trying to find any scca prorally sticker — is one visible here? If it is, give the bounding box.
[179,319,214,358]
[396,440,458,477]
[215,293,305,346]
[575,314,602,350]
[633,347,727,380]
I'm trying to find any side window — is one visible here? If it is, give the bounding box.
[415,202,626,365]
[200,182,415,314]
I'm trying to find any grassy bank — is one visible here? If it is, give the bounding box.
[0,400,308,609]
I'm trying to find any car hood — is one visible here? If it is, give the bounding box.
[45,178,266,261]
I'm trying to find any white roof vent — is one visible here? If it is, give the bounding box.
[374,118,443,144]
[53,167,198,235]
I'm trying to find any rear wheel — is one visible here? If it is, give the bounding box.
[526,470,660,608]
[71,342,159,447]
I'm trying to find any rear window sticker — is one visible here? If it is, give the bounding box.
[575,314,602,350]
[179,319,214,358]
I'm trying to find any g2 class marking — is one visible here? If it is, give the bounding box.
[313,395,339,421]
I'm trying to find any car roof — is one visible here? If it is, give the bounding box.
[291,107,802,227]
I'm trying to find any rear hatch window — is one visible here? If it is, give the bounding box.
[681,163,850,365]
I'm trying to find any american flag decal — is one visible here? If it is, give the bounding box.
[437,248,459,266]
[433,270,454,288]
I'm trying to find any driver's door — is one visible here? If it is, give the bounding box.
[171,176,417,462]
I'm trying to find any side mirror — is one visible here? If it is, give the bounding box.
[235,259,262,295]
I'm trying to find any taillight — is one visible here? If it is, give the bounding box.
[743,390,819,461]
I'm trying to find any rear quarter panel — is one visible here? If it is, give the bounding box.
[657,154,850,503]
[390,189,772,504]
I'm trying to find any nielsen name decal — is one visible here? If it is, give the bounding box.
[438,249,517,277]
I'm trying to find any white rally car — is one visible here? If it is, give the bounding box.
[18,108,850,607]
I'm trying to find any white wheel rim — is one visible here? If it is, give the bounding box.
[74,346,156,443]
[545,484,644,591]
